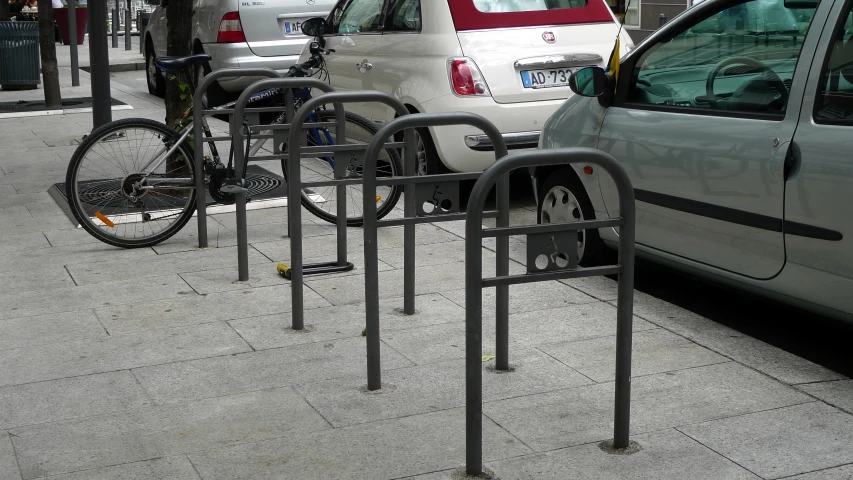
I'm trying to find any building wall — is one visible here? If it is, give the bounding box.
[626,0,688,41]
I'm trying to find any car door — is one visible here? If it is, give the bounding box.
[369,0,423,125]
[323,0,385,121]
[783,0,853,312]
[597,0,823,279]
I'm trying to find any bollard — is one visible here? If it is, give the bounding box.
[125,9,131,50]
[111,8,118,48]
[89,1,112,128]
[659,13,667,27]
[68,0,79,86]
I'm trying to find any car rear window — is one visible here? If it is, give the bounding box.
[448,0,614,30]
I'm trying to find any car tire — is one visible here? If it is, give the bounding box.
[145,40,165,98]
[195,57,238,110]
[415,127,447,175]
[537,167,611,267]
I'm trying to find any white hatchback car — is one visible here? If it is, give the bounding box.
[303,0,633,174]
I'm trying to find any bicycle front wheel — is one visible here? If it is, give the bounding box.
[66,118,197,248]
[282,110,403,227]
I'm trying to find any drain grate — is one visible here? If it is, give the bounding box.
[49,165,292,226]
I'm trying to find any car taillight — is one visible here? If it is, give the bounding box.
[448,57,491,97]
[217,12,245,43]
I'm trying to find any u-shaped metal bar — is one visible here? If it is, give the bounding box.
[464,147,636,476]
[362,112,510,391]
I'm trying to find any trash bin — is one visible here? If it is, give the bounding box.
[0,22,40,90]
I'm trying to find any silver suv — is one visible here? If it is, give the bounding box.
[144,0,335,104]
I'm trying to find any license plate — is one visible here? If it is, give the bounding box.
[283,20,304,35]
[521,68,574,89]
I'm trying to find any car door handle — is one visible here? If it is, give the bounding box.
[357,61,373,72]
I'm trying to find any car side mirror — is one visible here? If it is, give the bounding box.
[301,17,327,38]
[569,66,608,97]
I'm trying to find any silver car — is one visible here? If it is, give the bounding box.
[144,0,335,103]
[538,0,853,323]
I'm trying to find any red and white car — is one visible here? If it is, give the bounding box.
[306,0,633,173]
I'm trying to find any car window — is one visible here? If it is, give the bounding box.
[332,0,385,34]
[814,4,853,124]
[627,0,819,117]
[385,0,421,32]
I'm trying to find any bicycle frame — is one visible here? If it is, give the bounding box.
[136,83,336,189]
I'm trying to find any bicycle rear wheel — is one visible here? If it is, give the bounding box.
[65,118,197,248]
[282,110,402,227]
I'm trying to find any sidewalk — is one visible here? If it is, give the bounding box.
[56,34,145,71]
[0,39,850,480]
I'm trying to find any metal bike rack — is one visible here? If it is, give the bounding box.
[285,91,416,332]
[463,148,636,476]
[362,113,510,391]
[231,78,345,282]
[193,68,282,249]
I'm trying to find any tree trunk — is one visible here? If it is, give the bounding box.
[0,1,10,22]
[38,0,61,109]
[165,0,193,129]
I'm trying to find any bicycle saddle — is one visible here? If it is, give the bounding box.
[155,54,212,72]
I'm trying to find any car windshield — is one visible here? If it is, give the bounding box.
[472,0,588,12]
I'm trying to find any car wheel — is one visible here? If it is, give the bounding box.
[145,41,165,98]
[415,127,445,175]
[194,57,236,109]
[537,167,610,267]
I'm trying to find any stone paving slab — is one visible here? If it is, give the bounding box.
[0,274,193,321]
[680,402,853,479]
[43,456,201,480]
[561,275,620,301]
[0,310,107,351]
[0,322,250,388]
[620,290,845,385]
[187,408,531,480]
[132,336,414,405]
[380,302,657,366]
[799,380,853,414]
[0,242,158,273]
[484,362,812,452]
[441,281,599,317]
[0,232,51,254]
[540,328,729,382]
[0,433,21,480]
[229,293,464,350]
[788,464,853,479]
[304,260,526,306]
[10,387,331,479]
[0,264,75,295]
[296,348,592,427]
[0,371,150,430]
[94,283,331,335]
[407,429,760,479]
[66,246,269,286]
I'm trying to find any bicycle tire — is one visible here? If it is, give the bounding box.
[281,110,403,227]
[66,118,198,249]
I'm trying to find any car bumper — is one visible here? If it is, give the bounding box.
[419,95,566,172]
[203,42,301,93]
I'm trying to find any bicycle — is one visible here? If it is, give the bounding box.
[65,42,403,248]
